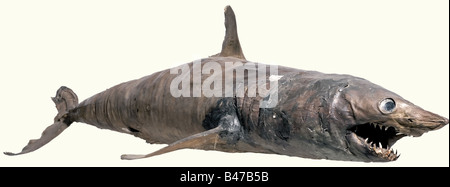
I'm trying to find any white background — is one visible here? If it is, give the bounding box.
[0,0,448,166]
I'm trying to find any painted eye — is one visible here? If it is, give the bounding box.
[379,98,396,114]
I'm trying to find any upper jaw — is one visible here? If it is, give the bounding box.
[346,122,406,161]
[346,116,448,161]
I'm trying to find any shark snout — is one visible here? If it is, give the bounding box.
[441,116,449,126]
[396,105,448,137]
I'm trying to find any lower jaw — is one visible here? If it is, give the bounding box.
[345,132,399,162]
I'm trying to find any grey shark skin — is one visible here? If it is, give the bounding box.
[4,6,448,162]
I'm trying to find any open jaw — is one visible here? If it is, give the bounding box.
[347,122,407,161]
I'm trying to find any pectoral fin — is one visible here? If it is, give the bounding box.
[121,126,224,160]
[122,99,243,160]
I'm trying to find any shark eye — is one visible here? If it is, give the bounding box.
[379,98,396,114]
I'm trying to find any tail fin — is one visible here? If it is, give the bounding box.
[4,86,78,156]
[214,5,246,60]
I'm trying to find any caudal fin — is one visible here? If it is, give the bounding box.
[4,86,78,156]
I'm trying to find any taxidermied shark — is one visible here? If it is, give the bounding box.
[5,6,448,162]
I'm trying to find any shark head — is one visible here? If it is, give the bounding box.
[332,78,448,161]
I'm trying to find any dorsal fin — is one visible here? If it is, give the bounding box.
[216,5,246,60]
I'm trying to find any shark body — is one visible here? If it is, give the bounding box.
[5,6,448,162]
